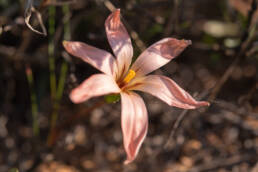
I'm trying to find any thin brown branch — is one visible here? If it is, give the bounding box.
[164,91,209,149]
[150,91,209,159]
[208,0,257,101]
[214,99,258,119]
[189,153,257,172]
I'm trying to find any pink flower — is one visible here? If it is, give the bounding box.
[63,9,209,164]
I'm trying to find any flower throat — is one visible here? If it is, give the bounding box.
[118,69,136,88]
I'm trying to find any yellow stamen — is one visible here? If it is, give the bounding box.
[123,69,136,84]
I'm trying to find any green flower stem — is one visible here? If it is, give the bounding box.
[47,5,57,145]
[47,99,106,146]
[47,4,70,146]
[62,4,71,41]
[25,65,39,136]
[48,5,56,100]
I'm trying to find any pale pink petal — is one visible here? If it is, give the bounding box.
[130,75,209,109]
[63,41,117,76]
[70,74,120,103]
[120,92,148,164]
[105,9,133,78]
[131,38,191,77]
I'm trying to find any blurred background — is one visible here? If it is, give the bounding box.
[0,0,258,171]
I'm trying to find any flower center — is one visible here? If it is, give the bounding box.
[123,69,136,84]
[118,69,136,88]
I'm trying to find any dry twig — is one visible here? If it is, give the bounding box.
[189,153,256,172]
[24,0,47,35]
[208,0,257,101]
[164,91,209,149]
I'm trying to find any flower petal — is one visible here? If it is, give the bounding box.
[131,38,191,77]
[120,92,148,164]
[131,75,210,109]
[105,9,133,78]
[63,41,117,76]
[70,74,120,103]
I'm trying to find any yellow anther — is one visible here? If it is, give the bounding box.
[123,69,136,84]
